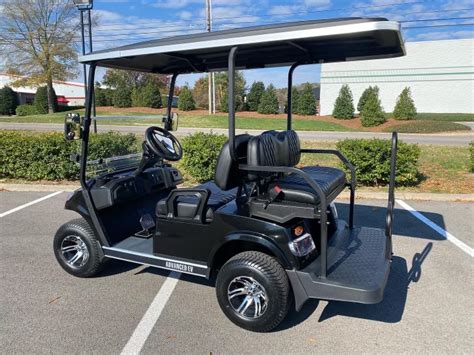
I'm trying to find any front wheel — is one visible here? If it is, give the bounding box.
[216,251,291,332]
[53,218,105,278]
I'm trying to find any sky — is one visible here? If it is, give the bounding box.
[34,0,474,87]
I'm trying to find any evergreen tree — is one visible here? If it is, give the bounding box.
[258,84,279,114]
[287,87,300,114]
[297,83,317,116]
[360,89,386,127]
[393,87,417,120]
[332,85,354,119]
[220,92,243,113]
[0,86,19,115]
[357,86,379,112]
[178,86,195,111]
[34,86,57,114]
[131,83,162,108]
[113,85,132,108]
[95,87,108,106]
[247,81,265,111]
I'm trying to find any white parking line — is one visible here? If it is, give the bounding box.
[121,271,181,355]
[396,199,474,257]
[0,191,63,218]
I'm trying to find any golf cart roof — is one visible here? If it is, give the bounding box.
[79,17,405,74]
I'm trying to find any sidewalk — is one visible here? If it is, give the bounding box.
[1,182,473,202]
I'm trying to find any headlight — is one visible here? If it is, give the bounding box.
[288,233,315,257]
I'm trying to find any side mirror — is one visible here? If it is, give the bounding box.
[164,112,179,131]
[64,113,82,141]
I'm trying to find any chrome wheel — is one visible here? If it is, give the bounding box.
[227,276,268,319]
[60,235,89,268]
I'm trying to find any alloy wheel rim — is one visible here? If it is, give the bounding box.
[60,235,89,268]
[227,276,268,319]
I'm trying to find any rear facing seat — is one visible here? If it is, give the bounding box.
[247,130,347,206]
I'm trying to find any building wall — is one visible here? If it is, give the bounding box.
[320,39,474,115]
[0,73,86,106]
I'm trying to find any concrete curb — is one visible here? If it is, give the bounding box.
[1,183,473,202]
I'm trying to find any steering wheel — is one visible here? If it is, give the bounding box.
[145,126,182,161]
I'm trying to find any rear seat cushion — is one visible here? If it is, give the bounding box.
[156,181,236,222]
[268,166,346,205]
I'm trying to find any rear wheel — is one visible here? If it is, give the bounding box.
[216,251,291,332]
[53,218,105,278]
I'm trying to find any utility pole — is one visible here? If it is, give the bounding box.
[206,0,215,114]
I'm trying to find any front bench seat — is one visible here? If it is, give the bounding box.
[156,134,252,223]
[156,181,237,222]
[248,130,346,206]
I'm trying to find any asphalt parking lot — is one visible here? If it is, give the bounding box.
[1,191,473,353]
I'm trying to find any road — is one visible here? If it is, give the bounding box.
[1,122,472,146]
[1,191,473,353]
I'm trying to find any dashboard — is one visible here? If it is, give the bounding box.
[90,166,183,210]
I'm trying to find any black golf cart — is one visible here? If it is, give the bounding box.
[54,18,405,332]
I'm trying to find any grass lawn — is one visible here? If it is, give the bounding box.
[383,120,471,133]
[1,108,472,133]
[414,113,474,122]
[0,110,349,132]
[299,141,473,194]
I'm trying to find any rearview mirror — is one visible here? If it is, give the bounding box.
[64,113,82,141]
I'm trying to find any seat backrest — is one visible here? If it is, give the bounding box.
[247,130,301,180]
[214,134,252,191]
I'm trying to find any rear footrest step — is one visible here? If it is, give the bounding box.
[289,225,391,309]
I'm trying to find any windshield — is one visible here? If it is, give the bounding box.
[84,114,165,178]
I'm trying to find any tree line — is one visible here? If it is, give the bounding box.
[332,85,417,126]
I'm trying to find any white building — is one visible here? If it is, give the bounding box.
[319,39,474,115]
[0,73,86,106]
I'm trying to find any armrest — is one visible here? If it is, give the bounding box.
[300,148,356,189]
[165,188,210,223]
[239,164,327,211]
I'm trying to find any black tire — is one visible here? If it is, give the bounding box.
[53,218,105,278]
[216,251,291,332]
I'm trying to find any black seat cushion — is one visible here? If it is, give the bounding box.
[264,166,346,205]
[156,181,236,222]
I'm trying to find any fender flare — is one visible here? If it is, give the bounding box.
[208,232,292,270]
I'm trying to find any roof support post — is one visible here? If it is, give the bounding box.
[80,63,96,188]
[166,73,178,121]
[287,62,300,130]
[228,46,239,161]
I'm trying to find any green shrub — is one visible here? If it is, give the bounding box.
[34,86,58,114]
[336,138,421,186]
[357,86,379,113]
[16,104,39,116]
[247,81,265,111]
[258,84,279,114]
[393,87,417,120]
[0,131,138,181]
[113,86,132,108]
[179,132,227,182]
[178,86,195,111]
[470,142,474,173]
[332,85,354,119]
[0,86,19,115]
[132,83,162,108]
[297,83,317,116]
[360,89,385,127]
